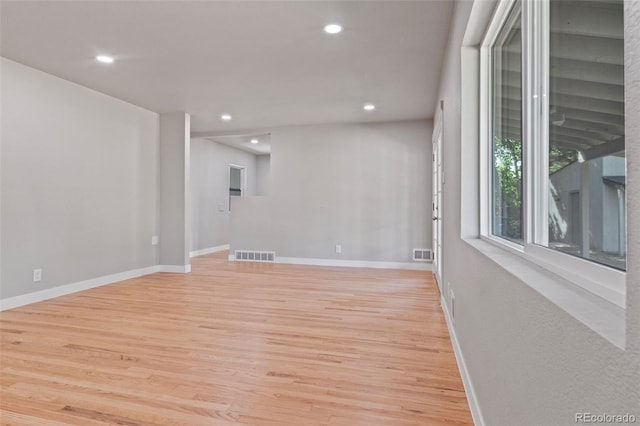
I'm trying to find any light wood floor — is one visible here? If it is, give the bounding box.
[1,251,472,425]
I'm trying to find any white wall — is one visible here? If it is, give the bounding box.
[230,120,432,263]
[437,1,640,424]
[1,58,159,299]
[159,112,190,268]
[256,155,270,196]
[189,138,258,252]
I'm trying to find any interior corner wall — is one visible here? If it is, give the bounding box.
[437,2,640,424]
[0,57,159,300]
[189,138,258,252]
[231,120,432,263]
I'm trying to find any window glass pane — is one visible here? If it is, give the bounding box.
[547,0,625,270]
[491,3,523,243]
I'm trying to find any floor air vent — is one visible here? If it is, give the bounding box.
[413,248,433,262]
[234,250,276,263]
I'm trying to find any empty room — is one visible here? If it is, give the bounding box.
[1,0,638,425]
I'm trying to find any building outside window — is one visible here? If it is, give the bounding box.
[545,0,626,271]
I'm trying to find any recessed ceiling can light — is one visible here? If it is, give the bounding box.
[250,139,259,144]
[324,24,342,34]
[220,114,232,121]
[96,55,114,64]
[363,103,376,111]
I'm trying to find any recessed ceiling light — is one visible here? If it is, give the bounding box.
[363,104,376,111]
[220,114,232,121]
[324,24,342,34]
[250,139,259,144]
[96,55,114,64]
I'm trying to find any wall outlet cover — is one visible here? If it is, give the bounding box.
[151,236,159,245]
[33,268,42,282]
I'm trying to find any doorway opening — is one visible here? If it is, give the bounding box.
[229,164,245,211]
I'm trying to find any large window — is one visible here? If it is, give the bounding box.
[482,0,626,305]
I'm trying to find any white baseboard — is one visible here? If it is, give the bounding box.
[441,296,485,426]
[0,265,159,312]
[190,244,229,258]
[277,256,433,270]
[228,254,432,271]
[158,264,191,273]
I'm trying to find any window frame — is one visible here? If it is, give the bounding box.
[479,0,626,308]
[489,0,524,244]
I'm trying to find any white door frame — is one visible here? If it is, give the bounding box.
[432,102,444,292]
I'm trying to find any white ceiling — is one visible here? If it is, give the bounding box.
[0,1,454,133]
[207,133,271,155]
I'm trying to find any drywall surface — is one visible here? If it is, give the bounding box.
[231,120,432,262]
[256,155,270,196]
[436,1,639,424]
[1,57,159,299]
[229,196,275,254]
[159,113,190,267]
[190,138,257,251]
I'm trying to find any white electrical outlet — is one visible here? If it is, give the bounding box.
[33,268,42,282]
[335,244,342,254]
[151,236,159,246]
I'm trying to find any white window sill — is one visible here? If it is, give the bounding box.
[464,238,625,349]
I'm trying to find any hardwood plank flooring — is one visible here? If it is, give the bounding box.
[1,251,472,425]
